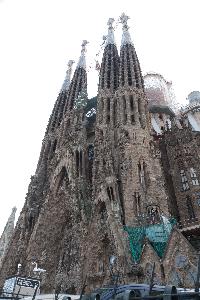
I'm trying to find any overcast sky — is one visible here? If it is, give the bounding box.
[0,0,199,234]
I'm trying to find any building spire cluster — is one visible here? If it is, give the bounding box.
[1,13,200,293]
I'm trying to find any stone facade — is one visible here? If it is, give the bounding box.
[1,15,200,293]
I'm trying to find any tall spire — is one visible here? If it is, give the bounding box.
[65,41,88,111]
[47,60,75,133]
[61,60,75,91]
[0,207,17,266]
[98,18,119,91]
[119,13,144,89]
[77,40,88,69]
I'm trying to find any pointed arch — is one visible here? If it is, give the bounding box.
[56,166,69,192]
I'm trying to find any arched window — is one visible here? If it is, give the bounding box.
[186,196,195,220]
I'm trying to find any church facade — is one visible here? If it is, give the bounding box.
[1,14,200,293]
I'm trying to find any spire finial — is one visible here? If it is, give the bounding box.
[61,60,75,91]
[120,13,130,30]
[119,13,132,46]
[105,18,115,46]
[77,40,89,69]
[107,18,115,30]
[81,40,89,55]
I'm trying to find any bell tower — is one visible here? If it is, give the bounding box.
[93,18,125,223]
[115,13,169,226]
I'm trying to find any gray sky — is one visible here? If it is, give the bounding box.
[0,0,200,234]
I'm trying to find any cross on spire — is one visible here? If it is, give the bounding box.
[119,13,132,46]
[107,18,115,30]
[120,13,130,31]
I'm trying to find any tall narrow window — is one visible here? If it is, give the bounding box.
[138,162,146,188]
[123,96,127,124]
[186,196,195,220]
[88,144,94,183]
[76,150,79,177]
[107,187,115,202]
[52,139,57,153]
[49,140,57,159]
[130,95,134,111]
[110,187,114,201]
[180,170,189,191]
[135,192,141,216]
[100,99,104,124]
[131,114,135,125]
[113,99,116,125]
[138,98,143,127]
[107,97,110,111]
[107,187,111,201]
[190,168,199,186]
[80,150,83,176]
[106,98,110,124]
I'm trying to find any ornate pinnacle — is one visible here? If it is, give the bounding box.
[105,18,115,45]
[61,60,75,91]
[67,60,75,69]
[81,40,89,55]
[107,18,115,30]
[77,40,89,69]
[119,13,132,46]
[120,13,130,31]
